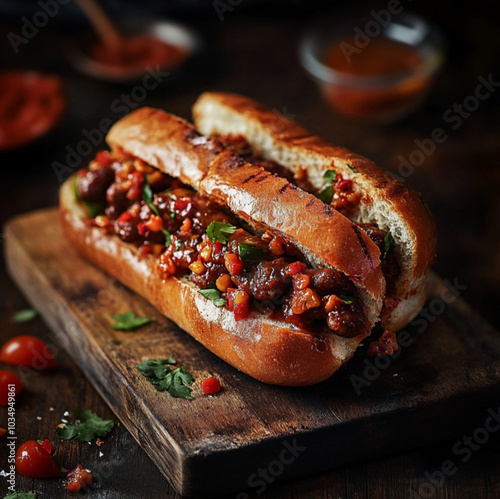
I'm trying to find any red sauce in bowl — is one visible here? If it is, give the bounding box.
[0,71,65,151]
[321,38,431,121]
[87,35,188,73]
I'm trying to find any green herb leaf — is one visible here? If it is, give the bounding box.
[143,176,172,246]
[346,164,359,174]
[382,231,395,260]
[110,312,151,331]
[56,408,114,442]
[338,295,354,305]
[206,221,237,244]
[73,175,80,202]
[323,169,337,183]
[238,243,265,263]
[198,288,226,307]
[136,359,194,400]
[161,229,172,247]
[4,491,37,499]
[316,184,334,204]
[12,309,37,323]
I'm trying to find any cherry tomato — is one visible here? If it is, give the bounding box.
[0,370,23,406]
[201,376,221,395]
[0,335,58,370]
[16,440,60,478]
[66,465,93,492]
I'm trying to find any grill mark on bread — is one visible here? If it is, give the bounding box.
[306,199,315,208]
[352,225,370,260]
[278,184,290,194]
[242,173,260,184]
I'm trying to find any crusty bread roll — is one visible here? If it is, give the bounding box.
[192,92,437,330]
[60,107,386,386]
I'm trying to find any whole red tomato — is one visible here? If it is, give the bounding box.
[0,335,58,370]
[0,370,23,406]
[16,440,60,478]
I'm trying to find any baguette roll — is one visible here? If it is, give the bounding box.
[192,92,437,330]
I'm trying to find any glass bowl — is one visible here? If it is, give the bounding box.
[299,13,445,123]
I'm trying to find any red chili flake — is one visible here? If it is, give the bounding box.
[66,465,93,492]
[201,377,221,395]
[95,150,111,165]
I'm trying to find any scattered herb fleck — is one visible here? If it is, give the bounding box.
[198,288,226,307]
[382,231,395,260]
[110,312,151,331]
[12,309,37,323]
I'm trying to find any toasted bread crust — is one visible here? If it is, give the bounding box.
[193,92,437,329]
[106,107,384,308]
[60,180,361,386]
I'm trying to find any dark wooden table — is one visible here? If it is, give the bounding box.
[1,2,500,498]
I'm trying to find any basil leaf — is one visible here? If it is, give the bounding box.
[323,169,337,183]
[142,175,160,217]
[382,231,395,260]
[238,243,265,263]
[317,184,334,204]
[206,221,237,244]
[12,309,37,323]
[198,288,226,307]
[338,295,354,305]
[110,312,151,331]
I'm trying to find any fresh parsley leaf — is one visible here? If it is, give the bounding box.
[316,169,337,204]
[346,163,359,174]
[206,221,237,244]
[382,231,395,260]
[198,288,226,307]
[317,184,334,204]
[136,357,176,378]
[12,309,37,323]
[323,169,337,183]
[143,176,172,246]
[110,312,151,331]
[238,243,265,263]
[136,359,194,400]
[72,176,104,218]
[56,408,114,442]
[338,295,354,305]
[4,492,37,499]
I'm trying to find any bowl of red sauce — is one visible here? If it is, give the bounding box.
[0,71,65,151]
[299,13,445,122]
[68,18,201,82]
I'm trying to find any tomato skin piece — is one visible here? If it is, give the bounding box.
[201,376,221,395]
[0,335,58,370]
[16,440,60,478]
[0,370,23,406]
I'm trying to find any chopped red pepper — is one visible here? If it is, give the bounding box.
[95,150,111,165]
[66,465,93,492]
[117,211,133,223]
[227,288,250,321]
[201,376,221,395]
[224,253,244,276]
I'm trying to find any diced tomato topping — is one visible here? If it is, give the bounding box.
[227,289,249,321]
[117,211,133,223]
[95,150,111,165]
[224,253,244,276]
[126,171,144,201]
[285,261,307,276]
[214,241,223,254]
[66,465,93,492]
[201,376,221,395]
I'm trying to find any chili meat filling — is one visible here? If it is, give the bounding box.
[74,148,369,338]
[215,134,401,298]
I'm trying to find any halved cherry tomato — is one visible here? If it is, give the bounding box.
[1,335,58,371]
[0,370,23,406]
[16,440,60,478]
[201,376,221,395]
[66,465,93,492]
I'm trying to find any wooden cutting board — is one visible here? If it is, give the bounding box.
[5,208,500,498]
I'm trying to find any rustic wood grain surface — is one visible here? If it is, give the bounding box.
[1,1,500,497]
